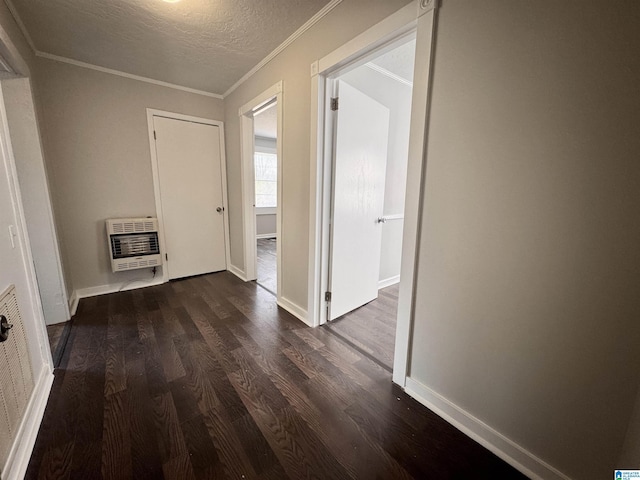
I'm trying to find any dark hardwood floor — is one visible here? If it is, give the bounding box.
[46,320,72,368]
[325,283,399,371]
[27,272,527,479]
[256,238,277,295]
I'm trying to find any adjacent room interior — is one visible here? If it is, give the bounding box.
[322,36,415,372]
[253,101,278,295]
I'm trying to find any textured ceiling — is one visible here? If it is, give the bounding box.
[9,0,331,94]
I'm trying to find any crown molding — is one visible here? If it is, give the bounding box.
[365,62,413,87]
[223,0,343,98]
[36,52,223,99]
[3,0,343,100]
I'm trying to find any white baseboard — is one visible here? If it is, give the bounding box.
[277,296,311,326]
[404,377,571,480]
[378,275,400,289]
[68,290,79,317]
[228,264,248,282]
[3,365,54,480]
[75,278,165,301]
[256,233,277,239]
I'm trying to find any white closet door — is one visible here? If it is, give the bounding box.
[329,81,390,320]
[153,116,226,279]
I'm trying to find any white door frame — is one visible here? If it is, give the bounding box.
[146,109,231,284]
[238,82,283,297]
[308,0,438,386]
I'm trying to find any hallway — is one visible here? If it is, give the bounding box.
[26,272,526,479]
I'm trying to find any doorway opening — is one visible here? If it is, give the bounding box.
[239,82,283,302]
[321,35,416,371]
[253,102,278,295]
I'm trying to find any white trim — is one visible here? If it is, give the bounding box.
[223,0,342,98]
[239,82,283,299]
[240,114,257,281]
[6,0,340,101]
[308,2,419,330]
[146,109,231,284]
[256,233,277,240]
[392,4,438,387]
[238,82,283,117]
[68,289,78,317]
[378,275,400,289]
[404,377,572,480]
[307,61,325,328]
[37,52,223,99]
[316,4,417,76]
[2,366,54,480]
[75,278,165,300]
[228,264,248,282]
[256,207,277,216]
[365,62,413,87]
[277,297,310,327]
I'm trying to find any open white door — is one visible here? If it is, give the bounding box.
[153,116,227,280]
[328,81,390,320]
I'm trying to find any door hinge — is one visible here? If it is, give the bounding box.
[165,253,168,261]
[325,291,332,302]
[154,130,157,140]
[330,97,339,111]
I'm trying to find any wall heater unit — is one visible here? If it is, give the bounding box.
[106,217,162,272]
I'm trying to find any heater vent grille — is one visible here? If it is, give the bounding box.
[110,220,156,234]
[106,218,162,272]
[0,284,34,468]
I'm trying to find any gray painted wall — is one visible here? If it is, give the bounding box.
[35,58,224,291]
[224,0,413,310]
[409,1,640,478]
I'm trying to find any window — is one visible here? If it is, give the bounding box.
[254,152,277,208]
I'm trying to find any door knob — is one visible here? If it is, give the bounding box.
[377,217,386,224]
[0,315,13,342]
[216,206,224,213]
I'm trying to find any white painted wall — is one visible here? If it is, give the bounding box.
[224,0,412,313]
[34,57,224,295]
[408,1,640,479]
[255,136,277,237]
[256,214,276,237]
[340,63,412,284]
[2,77,69,325]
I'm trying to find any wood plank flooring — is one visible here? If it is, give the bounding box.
[46,320,72,367]
[325,284,399,371]
[26,272,527,479]
[256,238,277,294]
